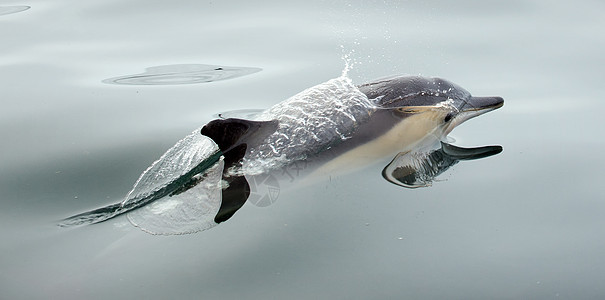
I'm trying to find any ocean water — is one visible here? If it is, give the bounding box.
[1,0,604,299]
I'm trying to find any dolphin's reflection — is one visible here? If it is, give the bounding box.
[214,142,503,226]
[60,138,502,235]
[127,140,503,234]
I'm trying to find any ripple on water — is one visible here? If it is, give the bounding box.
[102,64,262,85]
[0,6,30,16]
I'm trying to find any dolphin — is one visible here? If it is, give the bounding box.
[59,75,503,234]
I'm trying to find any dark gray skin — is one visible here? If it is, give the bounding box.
[284,76,503,173]
[59,75,503,232]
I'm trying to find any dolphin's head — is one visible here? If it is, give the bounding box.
[358,75,503,138]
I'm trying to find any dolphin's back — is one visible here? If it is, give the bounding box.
[239,77,375,175]
[358,75,471,108]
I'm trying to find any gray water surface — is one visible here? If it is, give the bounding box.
[1,0,604,299]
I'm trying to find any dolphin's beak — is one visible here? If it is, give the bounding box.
[457,96,504,118]
[446,96,504,133]
[465,96,504,112]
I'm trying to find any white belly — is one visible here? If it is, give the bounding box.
[310,111,446,176]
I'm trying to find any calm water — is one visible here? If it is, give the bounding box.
[2,0,604,299]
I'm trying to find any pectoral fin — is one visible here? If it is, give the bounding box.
[440,142,502,160]
[382,142,502,188]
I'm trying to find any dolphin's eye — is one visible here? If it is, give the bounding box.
[444,113,454,122]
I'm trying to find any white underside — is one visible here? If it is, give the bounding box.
[310,111,447,177]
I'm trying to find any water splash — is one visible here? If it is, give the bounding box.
[103,64,261,85]
[240,76,374,176]
[340,45,357,78]
[0,6,30,16]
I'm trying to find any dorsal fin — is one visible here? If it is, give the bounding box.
[200,118,278,153]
